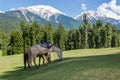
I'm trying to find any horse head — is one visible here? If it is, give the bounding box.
[58,50,63,61]
[52,45,63,61]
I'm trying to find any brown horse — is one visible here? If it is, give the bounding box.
[24,44,63,69]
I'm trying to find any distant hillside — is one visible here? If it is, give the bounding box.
[0,13,22,33]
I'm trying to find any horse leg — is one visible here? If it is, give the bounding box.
[27,49,32,69]
[41,55,45,65]
[27,56,32,69]
[27,60,30,69]
[46,53,50,65]
[38,55,45,66]
[28,59,32,69]
[39,56,41,66]
[33,57,38,68]
[45,53,51,63]
[48,54,51,63]
[24,53,27,69]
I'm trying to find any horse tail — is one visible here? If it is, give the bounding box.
[24,52,27,69]
[27,49,32,68]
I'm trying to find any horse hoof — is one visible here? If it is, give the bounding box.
[24,67,26,70]
[37,67,39,69]
[59,59,63,61]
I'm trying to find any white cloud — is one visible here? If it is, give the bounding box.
[81,3,87,11]
[0,10,4,13]
[97,0,120,20]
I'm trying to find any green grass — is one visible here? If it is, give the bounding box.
[0,50,2,57]
[0,48,120,80]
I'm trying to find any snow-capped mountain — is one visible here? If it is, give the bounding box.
[75,10,120,28]
[75,10,106,20]
[1,5,120,29]
[6,9,49,24]
[10,5,66,21]
[6,5,79,29]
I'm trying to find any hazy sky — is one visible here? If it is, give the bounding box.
[0,0,120,17]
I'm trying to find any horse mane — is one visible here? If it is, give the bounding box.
[52,45,62,52]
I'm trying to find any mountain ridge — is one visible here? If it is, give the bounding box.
[75,10,120,27]
[10,5,66,21]
[0,5,120,31]
[5,5,79,29]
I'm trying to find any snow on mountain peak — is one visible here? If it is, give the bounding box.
[75,10,106,20]
[27,5,64,14]
[27,5,66,20]
[75,0,120,21]
[10,5,66,20]
[10,7,26,11]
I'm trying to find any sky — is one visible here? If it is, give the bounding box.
[0,0,120,17]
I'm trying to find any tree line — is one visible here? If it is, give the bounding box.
[1,14,120,56]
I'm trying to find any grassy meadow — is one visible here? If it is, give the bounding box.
[0,48,120,80]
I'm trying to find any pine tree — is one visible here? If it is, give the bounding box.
[118,34,120,47]
[43,23,53,43]
[111,26,119,47]
[100,27,106,48]
[83,13,89,49]
[1,32,7,56]
[88,25,95,48]
[104,22,112,48]
[9,30,23,55]
[67,29,76,50]
[75,29,81,49]
[79,25,84,48]
[20,21,30,52]
[54,23,67,50]
[35,24,44,44]
[95,20,103,48]
[30,22,36,46]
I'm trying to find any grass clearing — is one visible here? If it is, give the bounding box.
[0,50,2,57]
[0,48,120,80]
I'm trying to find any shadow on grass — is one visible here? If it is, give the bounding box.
[0,52,120,80]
